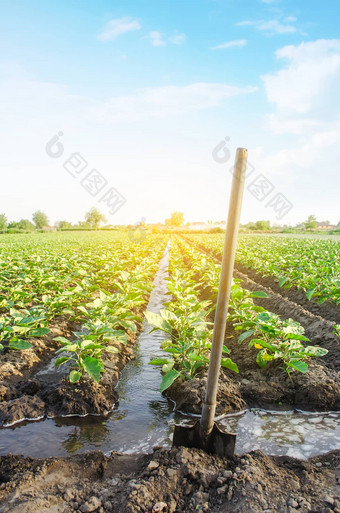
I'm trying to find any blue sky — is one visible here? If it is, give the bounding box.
[1,0,339,226]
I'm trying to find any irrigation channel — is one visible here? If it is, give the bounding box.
[0,243,339,460]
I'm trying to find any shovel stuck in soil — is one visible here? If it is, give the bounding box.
[173,148,248,457]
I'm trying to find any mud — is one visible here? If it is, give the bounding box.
[0,317,142,426]
[173,237,340,413]
[0,447,339,513]
[233,267,340,373]
[168,346,340,415]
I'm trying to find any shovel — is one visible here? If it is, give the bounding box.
[173,147,248,457]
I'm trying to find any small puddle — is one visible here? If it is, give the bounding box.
[218,409,340,459]
[0,243,340,459]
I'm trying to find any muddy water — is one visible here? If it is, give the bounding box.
[0,243,340,459]
[0,242,175,457]
[218,409,340,459]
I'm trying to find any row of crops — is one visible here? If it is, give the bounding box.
[147,236,328,392]
[0,231,335,393]
[0,232,167,383]
[184,234,340,306]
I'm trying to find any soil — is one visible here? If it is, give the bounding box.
[0,312,145,426]
[0,447,339,513]
[183,236,340,324]
[169,237,340,414]
[0,240,339,511]
[234,262,340,325]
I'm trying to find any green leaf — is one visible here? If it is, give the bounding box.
[80,339,100,348]
[56,343,78,353]
[162,362,174,373]
[119,320,137,333]
[250,339,277,352]
[104,346,120,354]
[256,349,269,368]
[160,369,181,393]
[160,309,177,322]
[221,358,239,373]
[9,339,33,350]
[163,347,181,355]
[55,356,71,366]
[54,336,71,345]
[302,346,328,357]
[29,328,50,337]
[61,309,75,316]
[144,311,171,333]
[279,277,289,287]
[99,290,108,301]
[89,298,102,309]
[287,360,308,373]
[69,370,82,383]
[0,344,3,351]
[284,334,310,342]
[149,358,169,365]
[250,291,268,298]
[83,356,102,382]
[238,329,255,344]
[306,289,315,301]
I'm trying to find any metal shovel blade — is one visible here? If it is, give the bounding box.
[173,420,236,457]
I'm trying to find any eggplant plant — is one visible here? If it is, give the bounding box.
[146,246,238,392]
[235,313,328,377]
[177,236,329,378]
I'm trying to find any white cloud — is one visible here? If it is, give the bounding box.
[262,39,340,126]
[149,31,166,47]
[98,17,141,40]
[252,39,340,224]
[168,33,186,45]
[90,82,257,123]
[211,39,247,50]
[284,16,297,22]
[149,31,186,47]
[237,18,297,35]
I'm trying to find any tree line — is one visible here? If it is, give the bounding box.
[0,208,106,232]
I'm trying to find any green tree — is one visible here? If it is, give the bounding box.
[32,211,49,229]
[17,219,35,231]
[85,207,106,229]
[56,220,72,230]
[254,220,270,231]
[165,212,184,227]
[0,214,7,231]
[304,215,317,230]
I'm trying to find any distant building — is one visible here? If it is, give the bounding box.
[316,222,334,230]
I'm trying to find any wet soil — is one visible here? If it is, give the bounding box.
[0,314,144,426]
[235,262,340,325]
[170,237,340,414]
[0,447,339,513]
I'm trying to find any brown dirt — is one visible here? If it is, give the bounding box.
[0,317,74,385]
[232,267,340,373]
[172,236,340,413]
[235,262,340,325]
[0,313,144,426]
[0,447,339,513]
[183,235,340,324]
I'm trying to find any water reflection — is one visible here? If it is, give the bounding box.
[219,409,340,459]
[1,241,340,461]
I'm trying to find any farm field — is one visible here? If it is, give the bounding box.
[186,233,340,321]
[0,231,339,513]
